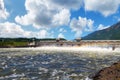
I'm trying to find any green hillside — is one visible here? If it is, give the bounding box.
[83,22,120,40]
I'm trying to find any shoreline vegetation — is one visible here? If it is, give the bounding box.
[0,38,66,48]
[0,38,32,48]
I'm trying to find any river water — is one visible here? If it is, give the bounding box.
[0,47,120,80]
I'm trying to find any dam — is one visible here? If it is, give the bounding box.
[34,39,120,50]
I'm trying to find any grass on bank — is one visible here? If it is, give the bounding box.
[0,41,28,47]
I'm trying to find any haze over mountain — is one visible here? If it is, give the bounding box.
[83,22,120,40]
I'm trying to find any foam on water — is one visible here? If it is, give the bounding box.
[1,46,119,51]
[85,77,93,80]
[1,46,119,55]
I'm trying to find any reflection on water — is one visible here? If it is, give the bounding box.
[0,48,120,80]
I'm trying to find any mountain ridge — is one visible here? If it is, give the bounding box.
[82,21,120,40]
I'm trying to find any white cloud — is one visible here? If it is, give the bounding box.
[15,14,34,26]
[0,22,25,38]
[84,0,120,17]
[0,22,52,38]
[113,16,120,21]
[58,33,65,38]
[50,0,83,10]
[70,17,94,37]
[0,0,9,20]
[52,9,70,26]
[97,24,109,30]
[36,30,54,38]
[58,28,66,39]
[59,28,67,33]
[15,0,82,29]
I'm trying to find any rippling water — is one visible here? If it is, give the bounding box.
[0,47,120,80]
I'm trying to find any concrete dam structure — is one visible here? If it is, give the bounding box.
[35,39,120,50]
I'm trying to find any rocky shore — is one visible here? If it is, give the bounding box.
[92,61,120,80]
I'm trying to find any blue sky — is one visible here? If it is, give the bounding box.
[0,0,120,40]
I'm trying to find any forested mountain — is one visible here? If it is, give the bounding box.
[83,22,120,40]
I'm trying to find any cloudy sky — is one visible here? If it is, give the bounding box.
[0,0,120,40]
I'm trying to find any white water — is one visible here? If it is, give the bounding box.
[1,46,119,51]
[1,46,120,59]
[2,46,120,54]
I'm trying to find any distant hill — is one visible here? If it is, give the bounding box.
[82,22,120,40]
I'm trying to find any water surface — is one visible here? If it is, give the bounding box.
[0,48,120,80]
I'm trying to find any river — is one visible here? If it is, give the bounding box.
[0,47,120,80]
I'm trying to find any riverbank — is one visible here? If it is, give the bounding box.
[92,61,120,80]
